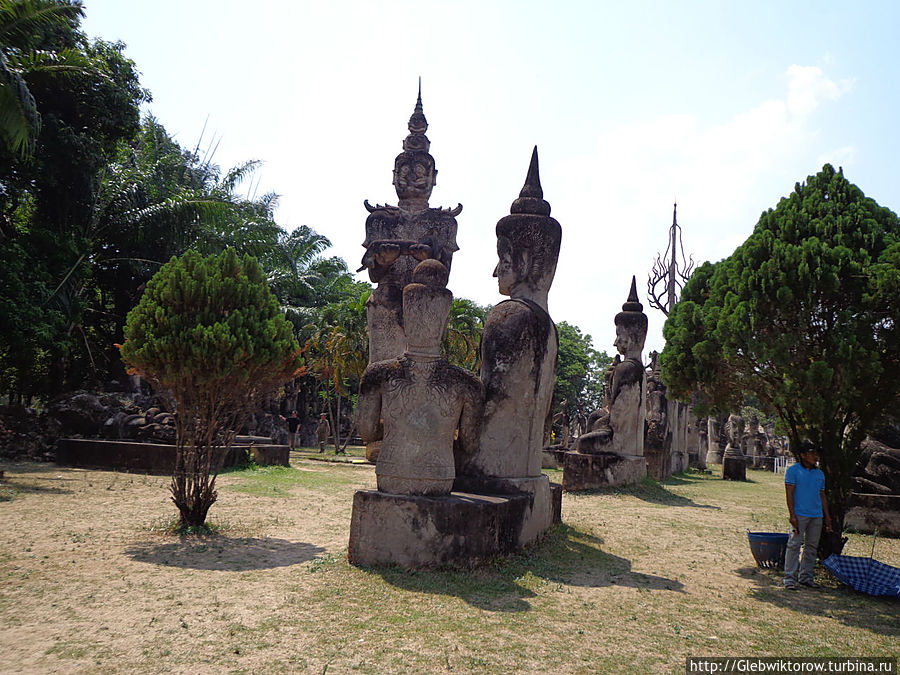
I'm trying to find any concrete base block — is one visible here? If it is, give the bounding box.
[56,438,288,475]
[722,455,747,481]
[645,447,670,481]
[561,452,646,491]
[348,489,533,568]
[452,474,560,546]
[845,493,900,537]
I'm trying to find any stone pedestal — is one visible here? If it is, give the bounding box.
[722,454,746,481]
[348,489,533,567]
[452,473,560,546]
[645,446,670,481]
[562,452,646,491]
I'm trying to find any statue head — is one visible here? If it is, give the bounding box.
[725,413,745,444]
[402,259,452,358]
[493,147,561,309]
[393,86,437,211]
[613,277,648,359]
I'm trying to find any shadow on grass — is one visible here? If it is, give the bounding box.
[736,565,899,637]
[367,524,685,613]
[0,463,75,495]
[125,537,325,571]
[574,477,721,510]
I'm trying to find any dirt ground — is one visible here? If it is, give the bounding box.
[1,457,897,674]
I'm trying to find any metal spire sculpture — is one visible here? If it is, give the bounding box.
[647,203,695,316]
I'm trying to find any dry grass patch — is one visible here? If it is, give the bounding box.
[0,459,896,674]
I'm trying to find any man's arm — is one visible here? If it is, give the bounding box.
[785,483,798,533]
[820,490,833,532]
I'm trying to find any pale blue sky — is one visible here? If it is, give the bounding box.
[83,0,900,356]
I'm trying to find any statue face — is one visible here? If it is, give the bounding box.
[493,236,517,296]
[613,324,635,356]
[395,161,434,198]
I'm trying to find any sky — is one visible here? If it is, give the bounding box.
[82,0,900,358]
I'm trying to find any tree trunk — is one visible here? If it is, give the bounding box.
[818,505,848,559]
[333,395,342,451]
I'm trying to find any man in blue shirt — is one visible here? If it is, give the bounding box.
[784,441,832,589]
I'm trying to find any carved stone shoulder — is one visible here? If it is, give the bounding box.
[430,361,485,400]
[482,299,554,368]
[360,358,406,395]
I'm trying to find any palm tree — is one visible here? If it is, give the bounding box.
[0,0,89,157]
[304,285,370,449]
[443,297,489,371]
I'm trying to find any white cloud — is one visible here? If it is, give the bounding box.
[785,65,854,119]
[542,64,854,355]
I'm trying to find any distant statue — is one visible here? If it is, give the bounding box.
[360,84,462,365]
[576,277,647,458]
[744,414,767,468]
[722,412,747,481]
[356,260,483,495]
[458,147,561,481]
[696,416,709,468]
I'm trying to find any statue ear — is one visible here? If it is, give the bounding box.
[515,249,531,282]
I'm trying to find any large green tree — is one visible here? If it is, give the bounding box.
[0,3,146,401]
[661,165,900,555]
[0,0,88,158]
[121,249,302,528]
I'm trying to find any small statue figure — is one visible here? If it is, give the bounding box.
[722,412,747,481]
[356,260,483,495]
[744,414,767,468]
[575,277,648,458]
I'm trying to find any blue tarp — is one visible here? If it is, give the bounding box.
[823,554,900,598]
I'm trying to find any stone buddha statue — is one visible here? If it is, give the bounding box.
[458,147,561,481]
[722,412,747,480]
[356,259,484,496]
[576,277,647,458]
[360,84,462,365]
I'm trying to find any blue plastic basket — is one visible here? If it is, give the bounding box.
[748,531,789,569]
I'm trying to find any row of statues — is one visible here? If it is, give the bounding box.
[355,89,560,513]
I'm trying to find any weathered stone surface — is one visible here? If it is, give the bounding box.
[56,438,288,475]
[357,260,484,496]
[453,473,556,546]
[705,416,723,465]
[348,489,532,568]
[722,413,747,481]
[562,452,646,490]
[844,494,900,537]
[460,147,560,482]
[574,278,647,459]
[361,87,461,365]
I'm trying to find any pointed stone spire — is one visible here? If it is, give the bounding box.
[393,81,437,210]
[403,79,429,152]
[622,276,643,312]
[510,146,551,216]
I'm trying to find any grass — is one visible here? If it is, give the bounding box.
[0,458,897,674]
[226,463,355,498]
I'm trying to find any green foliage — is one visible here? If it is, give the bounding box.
[0,0,87,157]
[0,2,147,401]
[553,321,613,438]
[443,297,489,371]
[121,249,302,527]
[661,165,900,551]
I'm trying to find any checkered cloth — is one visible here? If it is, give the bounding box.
[823,554,900,598]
